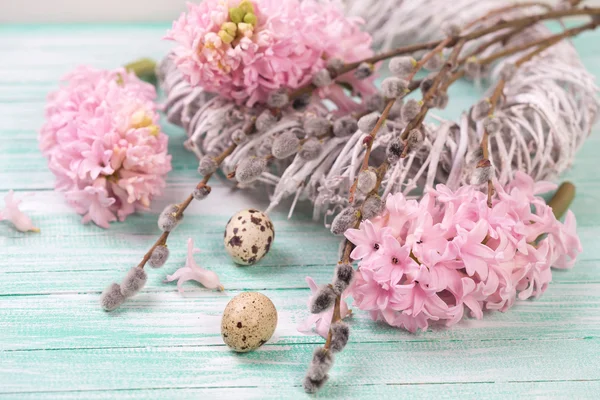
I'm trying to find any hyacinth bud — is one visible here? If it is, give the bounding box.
[272,131,300,159]
[266,89,289,109]
[354,62,374,80]
[386,138,405,165]
[407,129,424,150]
[366,93,386,112]
[326,57,344,73]
[381,77,409,99]
[198,155,218,176]
[121,267,147,298]
[333,263,354,295]
[471,159,495,185]
[299,138,322,161]
[193,184,211,200]
[389,56,416,78]
[388,99,404,120]
[357,168,378,194]
[303,375,328,394]
[149,245,170,268]
[483,116,502,134]
[402,99,421,123]
[312,69,333,87]
[499,63,517,81]
[433,93,449,110]
[292,93,312,111]
[362,194,384,220]
[256,110,277,132]
[310,284,337,314]
[158,204,182,232]
[304,116,331,137]
[330,322,350,353]
[357,112,380,133]
[236,156,268,184]
[424,52,444,71]
[100,283,125,311]
[333,116,358,137]
[472,98,491,121]
[331,207,359,235]
[442,21,461,37]
[465,57,481,78]
[231,129,247,145]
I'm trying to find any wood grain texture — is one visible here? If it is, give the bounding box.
[0,23,599,399]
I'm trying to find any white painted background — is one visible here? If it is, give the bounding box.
[2,0,600,23]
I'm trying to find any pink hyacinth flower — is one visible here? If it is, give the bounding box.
[0,190,40,233]
[165,238,224,293]
[297,276,351,338]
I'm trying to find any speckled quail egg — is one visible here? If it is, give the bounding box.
[223,209,274,265]
[221,292,278,352]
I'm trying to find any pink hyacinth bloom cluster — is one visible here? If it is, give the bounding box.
[345,172,581,333]
[39,66,172,228]
[165,0,375,108]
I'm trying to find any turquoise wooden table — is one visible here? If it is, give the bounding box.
[1,24,599,399]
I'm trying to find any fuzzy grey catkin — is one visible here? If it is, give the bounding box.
[312,69,333,87]
[236,156,268,184]
[303,375,328,394]
[333,116,358,138]
[441,21,461,37]
[355,62,374,79]
[267,89,289,109]
[326,57,344,72]
[357,168,377,194]
[304,116,331,137]
[292,93,311,111]
[472,99,491,121]
[121,267,147,298]
[420,74,435,94]
[465,58,481,78]
[362,195,384,220]
[193,185,211,200]
[433,93,449,110]
[424,52,444,71]
[231,129,247,145]
[467,148,484,165]
[272,131,300,159]
[100,283,125,311]
[256,110,277,132]
[386,138,404,165]
[307,347,335,381]
[407,129,424,150]
[333,263,354,294]
[198,155,218,176]
[149,245,170,268]
[483,116,502,134]
[381,77,409,99]
[310,285,337,314]
[158,204,181,232]
[471,161,495,185]
[330,207,359,235]
[329,322,350,353]
[357,112,380,133]
[299,138,322,161]
[389,56,416,78]
[402,99,421,122]
[257,136,273,157]
[366,93,386,112]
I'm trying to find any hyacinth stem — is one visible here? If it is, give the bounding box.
[548,182,576,220]
[135,141,240,270]
[125,58,157,83]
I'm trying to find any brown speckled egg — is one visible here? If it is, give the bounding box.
[223,209,274,266]
[221,292,278,352]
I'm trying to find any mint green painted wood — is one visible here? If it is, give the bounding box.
[0,23,599,399]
